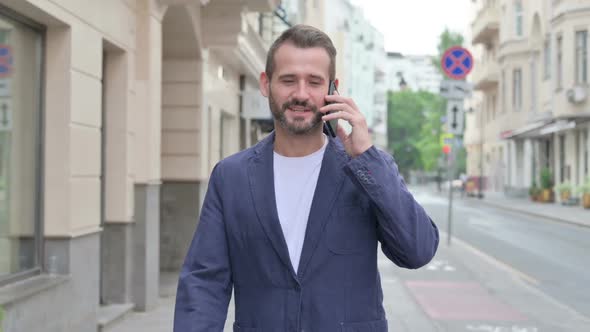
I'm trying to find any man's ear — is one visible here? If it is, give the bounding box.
[259,72,270,97]
[333,78,339,90]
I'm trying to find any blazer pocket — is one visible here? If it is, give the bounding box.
[326,205,375,255]
[233,322,260,332]
[340,319,388,332]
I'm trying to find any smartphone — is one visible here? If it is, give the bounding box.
[324,80,338,137]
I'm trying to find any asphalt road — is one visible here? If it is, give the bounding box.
[413,188,590,321]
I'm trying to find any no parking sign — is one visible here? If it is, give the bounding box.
[0,44,13,78]
[441,46,473,80]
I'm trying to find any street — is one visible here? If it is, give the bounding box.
[110,187,590,332]
[422,190,590,320]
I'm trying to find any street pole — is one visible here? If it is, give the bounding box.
[447,140,455,246]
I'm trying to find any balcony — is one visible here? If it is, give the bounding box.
[471,4,500,45]
[471,59,499,91]
[245,0,280,11]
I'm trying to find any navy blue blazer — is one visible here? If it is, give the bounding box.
[174,132,439,332]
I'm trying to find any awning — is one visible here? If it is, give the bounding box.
[538,120,576,136]
[502,120,551,139]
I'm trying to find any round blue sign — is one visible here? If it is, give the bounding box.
[441,46,473,80]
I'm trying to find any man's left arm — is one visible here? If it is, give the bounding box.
[321,94,439,269]
[343,147,439,269]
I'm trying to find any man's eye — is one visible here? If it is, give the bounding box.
[282,80,294,84]
[310,81,321,86]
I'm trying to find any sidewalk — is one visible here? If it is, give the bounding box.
[465,191,590,228]
[106,186,590,332]
[108,237,590,332]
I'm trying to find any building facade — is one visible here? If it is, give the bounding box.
[310,0,388,150]
[385,52,443,94]
[466,0,590,196]
[0,0,278,331]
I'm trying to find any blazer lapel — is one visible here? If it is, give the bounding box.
[296,137,348,277]
[248,132,297,278]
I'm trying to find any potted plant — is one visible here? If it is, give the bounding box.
[578,178,590,209]
[555,181,572,203]
[528,181,541,201]
[539,168,554,203]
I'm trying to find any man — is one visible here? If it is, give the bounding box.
[174,25,439,332]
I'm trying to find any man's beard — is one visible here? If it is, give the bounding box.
[268,90,323,135]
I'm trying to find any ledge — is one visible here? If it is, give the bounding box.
[0,274,69,306]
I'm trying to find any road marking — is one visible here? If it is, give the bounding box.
[465,324,538,332]
[426,259,456,272]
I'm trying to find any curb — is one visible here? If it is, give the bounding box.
[467,198,590,229]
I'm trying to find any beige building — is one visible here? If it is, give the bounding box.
[466,0,590,195]
[0,0,279,331]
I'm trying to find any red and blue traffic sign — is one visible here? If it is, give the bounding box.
[441,46,473,80]
[0,44,13,78]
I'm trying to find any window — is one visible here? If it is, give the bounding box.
[575,30,588,84]
[501,70,506,113]
[515,1,523,37]
[513,68,522,111]
[531,55,537,113]
[559,135,566,182]
[585,129,589,177]
[0,11,43,283]
[557,35,563,89]
[544,36,551,79]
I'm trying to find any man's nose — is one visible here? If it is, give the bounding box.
[292,81,311,100]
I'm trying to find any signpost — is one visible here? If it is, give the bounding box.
[439,46,474,246]
[446,99,465,135]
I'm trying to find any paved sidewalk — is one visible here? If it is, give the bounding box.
[108,236,590,331]
[109,187,590,332]
[464,191,590,228]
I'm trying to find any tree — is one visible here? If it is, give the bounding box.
[387,90,425,178]
[387,90,446,178]
[415,92,446,171]
[432,28,465,75]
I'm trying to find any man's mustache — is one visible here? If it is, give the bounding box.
[281,100,317,111]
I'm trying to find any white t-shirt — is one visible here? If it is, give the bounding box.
[273,137,328,273]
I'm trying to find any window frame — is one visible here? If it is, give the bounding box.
[575,30,588,84]
[512,68,522,111]
[514,0,524,37]
[0,4,46,286]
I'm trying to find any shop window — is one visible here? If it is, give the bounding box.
[0,10,43,284]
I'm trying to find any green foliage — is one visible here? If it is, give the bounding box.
[540,168,554,189]
[529,181,540,196]
[388,90,449,176]
[431,28,465,76]
[0,306,4,332]
[576,177,590,194]
[554,181,572,194]
[387,90,426,177]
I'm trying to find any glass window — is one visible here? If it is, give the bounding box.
[513,68,522,111]
[544,36,551,79]
[0,11,43,283]
[575,30,588,84]
[515,1,523,37]
[557,35,563,89]
[584,129,588,177]
[501,70,506,113]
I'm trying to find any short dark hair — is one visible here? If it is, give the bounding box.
[265,24,337,81]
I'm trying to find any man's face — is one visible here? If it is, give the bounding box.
[260,43,331,135]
